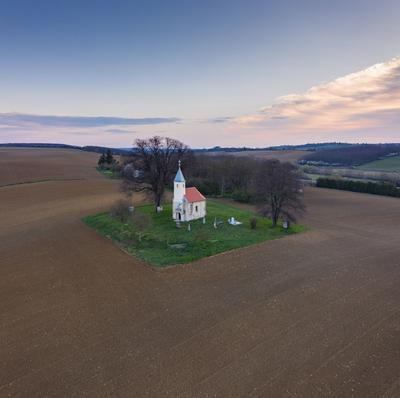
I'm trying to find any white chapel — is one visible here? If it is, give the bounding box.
[172,161,206,222]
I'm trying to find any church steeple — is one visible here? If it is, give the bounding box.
[174,160,185,182]
[173,160,185,204]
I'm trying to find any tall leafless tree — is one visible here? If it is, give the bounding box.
[253,160,305,227]
[121,136,191,210]
[189,154,258,197]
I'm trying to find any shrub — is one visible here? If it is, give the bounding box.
[131,212,152,242]
[111,161,122,174]
[232,189,253,203]
[250,217,258,229]
[110,199,132,223]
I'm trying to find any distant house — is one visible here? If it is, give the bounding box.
[172,161,206,222]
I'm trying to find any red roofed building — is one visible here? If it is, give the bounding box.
[172,162,207,222]
[184,187,206,203]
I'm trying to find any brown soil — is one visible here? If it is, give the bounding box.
[0,148,100,186]
[1,149,400,397]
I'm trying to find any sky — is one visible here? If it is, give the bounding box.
[1,0,400,148]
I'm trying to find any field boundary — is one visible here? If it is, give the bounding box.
[0,178,86,188]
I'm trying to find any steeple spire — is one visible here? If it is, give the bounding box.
[174,160,185,182]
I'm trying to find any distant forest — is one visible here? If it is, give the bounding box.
[0,141,355,154]
[300,144,400,166]
[2,142,400,166]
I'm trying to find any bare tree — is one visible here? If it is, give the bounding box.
[110,199,132,223]
[189,154,258,198]
[253,160,305,227]
[131,212,152,242]
[121,136,191,210]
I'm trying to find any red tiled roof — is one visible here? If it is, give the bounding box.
[184,187,206,203]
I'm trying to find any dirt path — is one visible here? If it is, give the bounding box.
[1,149,400,397]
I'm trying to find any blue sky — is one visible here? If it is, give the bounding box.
[1,0,400,147]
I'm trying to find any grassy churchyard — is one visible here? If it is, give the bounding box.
[84,199,305,267]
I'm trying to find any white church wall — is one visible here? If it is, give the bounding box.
[196,201,206,219]
[173,200,206,222]
[173,181,185,202]
[185,200,206,221]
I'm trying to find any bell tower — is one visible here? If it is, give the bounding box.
[173,160,185,200]
[173,160,185,220]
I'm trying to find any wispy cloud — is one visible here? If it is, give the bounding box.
[0,113,180,128]
[0,113,180,146]
[234,57,400,140]
[1,58,399,147]
[105,128,139,134]
[205,116,234,124]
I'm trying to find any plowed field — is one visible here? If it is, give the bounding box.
[0,148,100,186]
[1,149,399,397]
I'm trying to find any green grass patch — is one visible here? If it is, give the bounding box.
[83,200,305,267]
[358,155,400,172]
[96,167,121,179]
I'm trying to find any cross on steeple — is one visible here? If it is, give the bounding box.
[174,160,185,183]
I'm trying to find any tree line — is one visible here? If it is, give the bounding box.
[114,136,305,228]
[186,155,258,202]
[316,177,400,198]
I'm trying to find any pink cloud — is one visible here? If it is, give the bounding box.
[232,57,400,143]
[1,58,399,147]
